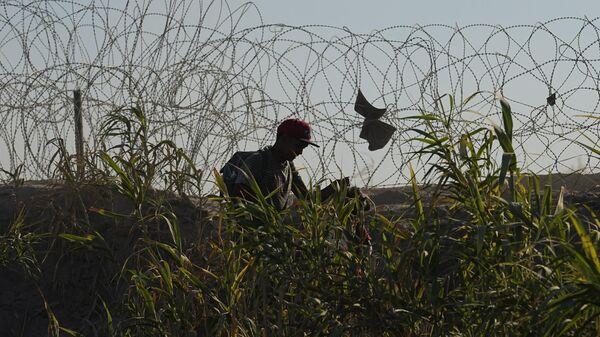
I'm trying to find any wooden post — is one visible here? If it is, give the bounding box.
[73,89,84,179]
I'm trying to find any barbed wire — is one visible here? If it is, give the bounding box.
[1,0,600,189]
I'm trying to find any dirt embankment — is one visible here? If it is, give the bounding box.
[0,182,209,336]
[365,172,600,216]
[2,173,600,335]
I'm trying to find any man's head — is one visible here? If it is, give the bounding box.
[274,118,319,160]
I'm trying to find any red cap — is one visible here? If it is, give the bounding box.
[277,118,319,147]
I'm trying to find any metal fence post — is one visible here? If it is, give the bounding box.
[73,89,84,179]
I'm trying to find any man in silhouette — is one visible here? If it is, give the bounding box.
[231,118,353,210]
[230,118,372,250]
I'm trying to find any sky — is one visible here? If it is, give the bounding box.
[210,0,600,180]
[228,0,600,30]
[2,0,600,186]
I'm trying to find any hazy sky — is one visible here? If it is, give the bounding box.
[228,0,600,30]
[3,0,599,184]
[212,0,600,182]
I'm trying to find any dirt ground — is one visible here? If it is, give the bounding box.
[0,182,209,336]
[365,172,600,216]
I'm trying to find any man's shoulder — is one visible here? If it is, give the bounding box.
[244,147,269,164]
[240,148,279,174]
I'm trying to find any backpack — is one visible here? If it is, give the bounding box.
[219,149,265,196]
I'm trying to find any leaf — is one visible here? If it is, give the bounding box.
[459,134,468,160]
[554,186,565,215]
[59,327,82,337]
[542,179,553,216]
[498,152,514,187]
[462,91,482,105]
[59,233,95,242]
[398,114,439,121]
[134,279,156,316]
[574,135,600,159]
[101,298,114,336]
[476,224,486,255]
[156,260,174,295]
[574,114,600,120]
[148,240,185,266]
[493,125,514,153]
[408,162,424,222]
[156,213,182,254]
[231,257,254,301]
[100,152,133,193]
[499,96,513,141]
[570,213,600,274]
[213,168,228,197]
[88,207,128,219]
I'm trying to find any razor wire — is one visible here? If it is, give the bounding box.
[1,0,600,189]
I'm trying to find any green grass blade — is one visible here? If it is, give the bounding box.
[499,97,513,141]
[498,152,514,188]
[408,162,424,222]
[570,213,600,274]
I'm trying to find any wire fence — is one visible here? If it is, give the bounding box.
[1,0,600,188]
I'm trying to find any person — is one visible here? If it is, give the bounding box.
[230,118,355,210]
[230,118,373,261]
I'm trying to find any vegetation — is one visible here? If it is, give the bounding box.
[1,99,600,336]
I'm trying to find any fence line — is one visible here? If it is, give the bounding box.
[1,0,600,188]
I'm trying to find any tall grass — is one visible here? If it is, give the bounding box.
[1,99,599,336]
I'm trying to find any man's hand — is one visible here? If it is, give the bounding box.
[320,176,350,201]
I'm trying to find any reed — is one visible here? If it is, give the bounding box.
[1,100,599,336]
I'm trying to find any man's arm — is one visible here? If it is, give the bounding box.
[290,164,338,200]
[291,171,350,202]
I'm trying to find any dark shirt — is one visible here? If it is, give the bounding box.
[234,147,305,210]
